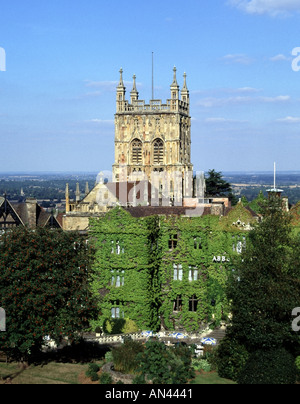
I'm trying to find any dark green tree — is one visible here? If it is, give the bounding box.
[205,169,237,204]
[217,195,300,383]
[0,227,97,363]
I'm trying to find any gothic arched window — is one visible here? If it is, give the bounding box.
[153,138,164,165]
[131,139,142,164]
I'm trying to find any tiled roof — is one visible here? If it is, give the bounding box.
[126,206,212,218]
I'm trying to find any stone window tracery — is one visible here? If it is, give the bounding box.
[131,139,142,164]
[153,138,164,165]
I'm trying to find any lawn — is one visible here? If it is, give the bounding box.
[0,361,235,384]
[192,371,236,385]
[0,361,93,384]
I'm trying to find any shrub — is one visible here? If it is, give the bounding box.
[112,340,144,374]
[103,318,139,335]
[135,341,171,384]
[90,372,99,382]
[99,372,113,384]
[132,374,146,384]
[173,343,195,382]
[203,345,218,371]
[105,350,113,363]
[88,363,100,373]
[216,336,249,381]
[135,341,194,384]
[122,318,139,334]
[192,358,211,372]
[85,363,100,381]
[237,348,297,385]
[296,356,300,372]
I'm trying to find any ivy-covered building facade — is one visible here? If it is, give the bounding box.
[65,67,300,333]
[89,202,260,333]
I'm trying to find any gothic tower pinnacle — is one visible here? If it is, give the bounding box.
[130,74,139,103]
[116,68,126,111]
[181,72,190,111]
[170,66,180,100]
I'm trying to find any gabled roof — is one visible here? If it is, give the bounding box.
[0,196,24,227]
[0,196,62,229]
[220,202,259,231]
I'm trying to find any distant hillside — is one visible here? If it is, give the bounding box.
[0,171,299,206]
[223,172,300,206]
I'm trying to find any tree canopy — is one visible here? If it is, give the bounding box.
[0,227,97,362]
[205,169,237,204]
[217,195,300,383]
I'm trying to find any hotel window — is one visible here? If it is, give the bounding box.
[111,241,124,255]
[111,301,124,319]
[232,235,246,254]
[111,307,120,319]
[188,266,198,282]
[169,233,178,250]
[173,264,183,281]
[173,295,183,312]
[189,295,198,312]
[193,237,202,250]
[111,270,125,287]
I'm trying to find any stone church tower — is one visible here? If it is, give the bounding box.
[113,67,193,196]
[63,67,231,231]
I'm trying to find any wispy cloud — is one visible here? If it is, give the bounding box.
[197,94,291,108]
[205,117,249,123]
[85,119,114,125]
[270,54,292,62]
[228,0,300,17]
[85,79,141,91]
[191,87,261,97]
[276,116,300,123]
[225,87,261,94]
[221,53,254,65]
[85,80,118,91]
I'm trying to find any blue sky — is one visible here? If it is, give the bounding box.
[1,0,300,172]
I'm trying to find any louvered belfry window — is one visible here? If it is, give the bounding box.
[153,138,164,165]
[132,139,142,164]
